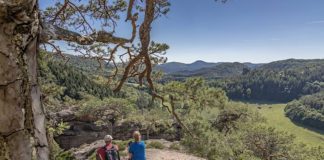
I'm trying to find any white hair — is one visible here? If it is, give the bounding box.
[104,135,113,142]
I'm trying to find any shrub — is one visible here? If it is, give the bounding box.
[114,140,131,151]
[55,151,75,160]
[169,143,181,151]
[147,141,165,149]
[88,152,97,160]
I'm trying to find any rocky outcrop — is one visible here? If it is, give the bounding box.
[55,109,77,122]
[55,120,178,149]
[54,109,179,150]
[69,140,105,160]
[51,108,179,150]
[54,121,110,150]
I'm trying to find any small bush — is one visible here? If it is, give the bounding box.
[119,150,128,157]
[169,143,181,151]
[88,152,97,160]
[114,140,131,151]
[55,151,75,160]
[147,141,165,149]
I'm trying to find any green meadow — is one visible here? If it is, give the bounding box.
[252,103,324,147]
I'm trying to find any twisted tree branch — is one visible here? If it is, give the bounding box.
[40,22,129,45]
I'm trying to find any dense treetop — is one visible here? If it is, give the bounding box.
[285,91,324,130]
[210,59,324,102]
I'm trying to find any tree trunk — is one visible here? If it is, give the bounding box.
[0,0,49,159]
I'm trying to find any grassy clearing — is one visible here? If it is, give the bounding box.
[251,103,324,147]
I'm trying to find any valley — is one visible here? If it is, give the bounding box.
[41,53,324,159]
[252,103,324,147]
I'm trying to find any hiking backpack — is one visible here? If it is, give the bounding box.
[105,145,120,160]
[96,145,120,160]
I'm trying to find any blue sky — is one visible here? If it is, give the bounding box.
[40,0,324,63]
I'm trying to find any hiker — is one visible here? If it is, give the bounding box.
[97,135,120,160]
[128,131,146,160]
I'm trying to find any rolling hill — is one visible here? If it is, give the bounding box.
[155,60,220,73]
[155,60,263,74]
[170,62,247,78]
[157,61,263,81]
[210,59,324,102]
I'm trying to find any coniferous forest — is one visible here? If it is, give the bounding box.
[38,52,324,160]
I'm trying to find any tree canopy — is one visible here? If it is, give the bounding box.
[40,0,171,93]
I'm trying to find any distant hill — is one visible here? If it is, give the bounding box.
[50,55,324,102]
[54,55,264,80]
[53,54,112,76]
[155,60,263,74]
[171,62,247,78]
[155,60,264,81]
[242,62,264,69]
[39,52,123,100]
[258,59,324,71]
[155,60,220,73]
[210,59,324,102]
[156,61,263,81]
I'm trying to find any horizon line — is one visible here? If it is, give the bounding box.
[165,58,324,64]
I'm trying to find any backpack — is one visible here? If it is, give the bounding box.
[96,145,120,160]
[105,145,120,160]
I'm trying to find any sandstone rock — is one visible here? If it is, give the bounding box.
[55,119,178,150]
[54,121,110,150]
[56,109,76,122]
[70,140,105,160]
[54,110,178,150]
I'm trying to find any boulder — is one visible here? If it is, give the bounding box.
[54,121,110,150]
[56,109,76,122]
[53,108,179,150]
[69,140,105,160]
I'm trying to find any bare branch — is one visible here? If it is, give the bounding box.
[126,0,135,21]
[50,0,69,23]
[152,93,195,137]
[40,22,129,45]
[67,1,95,32]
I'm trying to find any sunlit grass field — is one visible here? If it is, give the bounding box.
[251,103,324,147]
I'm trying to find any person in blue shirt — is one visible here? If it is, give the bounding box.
[128,131,146,160]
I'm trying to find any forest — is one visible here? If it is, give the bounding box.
[39,53,324,160]
[209,59,324,102]
[285,91,324,130]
